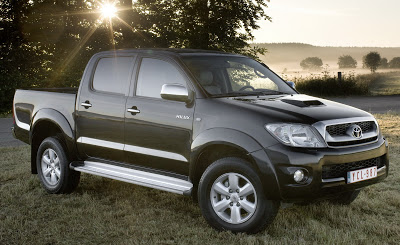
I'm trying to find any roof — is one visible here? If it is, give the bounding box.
[96,48,245,57]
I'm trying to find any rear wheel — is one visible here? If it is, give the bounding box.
[198,157,279,233]
[36,137,80,194]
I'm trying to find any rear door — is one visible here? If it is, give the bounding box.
[76,55,136,162]
[124,56,194,176]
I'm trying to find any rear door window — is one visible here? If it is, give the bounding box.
[92,57,134,94]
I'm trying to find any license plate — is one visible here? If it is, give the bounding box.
[347,166,377,184]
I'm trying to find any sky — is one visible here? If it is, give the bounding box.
[253,0,400,47]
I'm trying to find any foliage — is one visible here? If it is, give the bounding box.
[294,72,369,97]
[389,57,400,69]
[337,55,357,68]
[289,71,400,97]
[131,0,270,59]
[0,0,272,113]
[300,57,323,70]
[363,51,381,73]
[379,58,389,68]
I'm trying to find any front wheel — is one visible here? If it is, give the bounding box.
[198,157,279,233]
[36,137,80,194]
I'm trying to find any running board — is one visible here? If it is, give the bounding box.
[70,161,193,195]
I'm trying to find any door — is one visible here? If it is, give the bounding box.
[76,55,136,162]
[124,57,194,176]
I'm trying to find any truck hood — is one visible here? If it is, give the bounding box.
[224,94,373,124]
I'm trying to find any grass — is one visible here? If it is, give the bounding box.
[1,114,399,245]
[367,71,400,95]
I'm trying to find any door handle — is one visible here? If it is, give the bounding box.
[81,101,92,108]
[127,106,140,115]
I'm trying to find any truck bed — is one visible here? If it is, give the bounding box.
[13,89,77,144]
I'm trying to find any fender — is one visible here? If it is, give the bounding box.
[190,128,281,198]
[30,108,76,158]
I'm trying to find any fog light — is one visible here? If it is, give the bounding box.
[293,169,306,183]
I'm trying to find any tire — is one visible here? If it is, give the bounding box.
[36,137,80,194]
[330,189,361,205]
[198,157,280,234]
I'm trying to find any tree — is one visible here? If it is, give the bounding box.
[0,0,273,113]
[300,57,323,70]
[379,58,389,69]
[363,52,381,73]
[130,0,271,58]
[337,55,357,68]
[389,57,400,69]
[0,0,45,114]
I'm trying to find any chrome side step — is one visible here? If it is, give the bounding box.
[70,161,193,195]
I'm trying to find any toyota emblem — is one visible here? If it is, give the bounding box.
[348,124,363,139]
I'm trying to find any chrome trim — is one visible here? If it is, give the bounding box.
[322,177,345,183]
[124,145,188,162]
[78,137,124,150]
[322,166,386,183]
[77,137,188,162]
[160,83,189,102]
[80,102,92,108]
[70,161,193,195]
[13,104,30,131]
[312,117,379,148]
[127,108,140,113]
[377,165,386,174]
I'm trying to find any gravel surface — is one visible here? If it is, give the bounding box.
[0,118,26,147]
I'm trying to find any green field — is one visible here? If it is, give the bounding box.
[1,114,399,245]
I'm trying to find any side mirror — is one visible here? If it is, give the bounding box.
[287,81,296,89]
[161,84,191,103]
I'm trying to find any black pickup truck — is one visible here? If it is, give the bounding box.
[12,49,389,233]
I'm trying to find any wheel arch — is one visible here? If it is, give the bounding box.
[30,109,77,174]
[190,128,281,199]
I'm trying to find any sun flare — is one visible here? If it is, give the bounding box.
[101,3,117,19]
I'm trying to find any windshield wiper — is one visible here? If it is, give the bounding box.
[213,90,288,98]
[212,92,260,98]
[256,90,289,95]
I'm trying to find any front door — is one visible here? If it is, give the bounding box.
[124,56,194,176]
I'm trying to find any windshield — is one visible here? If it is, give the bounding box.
[182,55,296,97]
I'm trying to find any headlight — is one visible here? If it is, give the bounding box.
[265,123,327,148]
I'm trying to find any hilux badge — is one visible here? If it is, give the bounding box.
[176,115,190,120]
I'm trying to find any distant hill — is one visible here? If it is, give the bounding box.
[254,43,400,71]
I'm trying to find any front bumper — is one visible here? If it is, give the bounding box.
[261,137,389,202]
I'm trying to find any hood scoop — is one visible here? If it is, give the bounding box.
[281,99,325,108]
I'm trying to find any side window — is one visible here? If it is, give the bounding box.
[92,57,134,94]
[136,58,187,99]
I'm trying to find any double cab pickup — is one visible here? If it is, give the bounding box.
[12,49,389,233]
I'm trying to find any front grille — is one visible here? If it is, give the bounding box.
[327,136,378,147]
[322,157,384,179]
[326,121,374,136]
